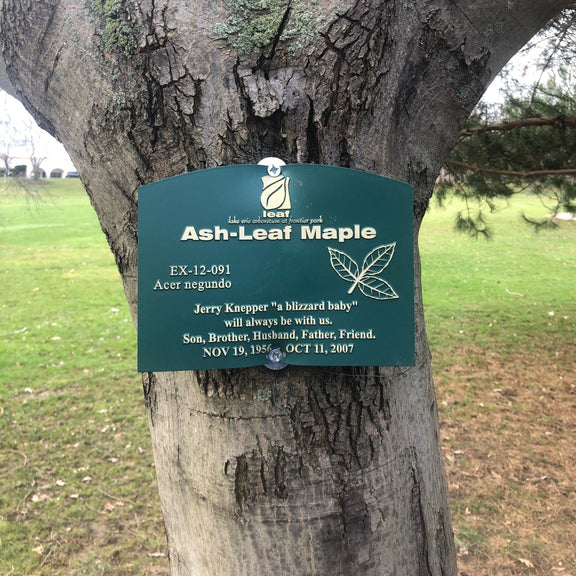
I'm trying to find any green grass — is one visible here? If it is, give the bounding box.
[0,180,135,389]
[0,180,166,576]
[420,194,576,574]
[1,179,575,575]
[420,193,576,355]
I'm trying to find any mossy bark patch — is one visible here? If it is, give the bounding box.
[214,0,320,54]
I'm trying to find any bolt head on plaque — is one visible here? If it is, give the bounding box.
[265,348,287,370]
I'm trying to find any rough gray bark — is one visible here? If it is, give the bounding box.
[0,1,570,574]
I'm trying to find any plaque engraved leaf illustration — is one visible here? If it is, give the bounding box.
[328,244,399,300]
[328,248,359,284]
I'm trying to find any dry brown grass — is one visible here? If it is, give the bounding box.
[435,341,576,576]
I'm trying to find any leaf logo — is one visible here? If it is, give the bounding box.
[328,244,399,300]
[261,175,291,210]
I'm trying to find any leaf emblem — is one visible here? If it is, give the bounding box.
[358,276,398,300]
[361,243,395,276]
[328,244,399,300]
[261,175,291,210]
[328,247,359,284]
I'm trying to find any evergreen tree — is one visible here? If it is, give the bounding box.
[440,8,576,234]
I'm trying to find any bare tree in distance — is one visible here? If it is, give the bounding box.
[0,90,46,201]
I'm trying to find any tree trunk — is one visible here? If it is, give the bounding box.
[0,0,570,574]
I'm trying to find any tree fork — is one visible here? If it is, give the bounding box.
[1,1,571,574]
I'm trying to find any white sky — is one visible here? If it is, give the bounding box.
[0,91,72,165]
[482,46,547,105]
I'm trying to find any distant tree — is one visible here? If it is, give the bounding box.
[440,7,576,234]
[29,154,46,179]
[0,92,17,176]
[1,90,46,197]
[21,110,48,179]
[0,151,12,175]
[12,163,26,177]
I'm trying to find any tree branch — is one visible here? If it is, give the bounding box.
[459,116,576,137]
[445,159,576,178]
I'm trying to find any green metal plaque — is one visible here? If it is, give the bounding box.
[138,164,414,371]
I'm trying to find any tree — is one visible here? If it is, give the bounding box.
[0,1,570,574]
[25,116,47,179]
[441,8,576,234]
[0,151,11,176]
[0,90,45,200]
[0,91,18,176]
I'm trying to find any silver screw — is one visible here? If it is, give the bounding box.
[267,164,282,177]
[265,348,287,370]
[268,349,284,364]
[258,157,286,177]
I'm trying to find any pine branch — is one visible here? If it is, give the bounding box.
[459,116,576,138]
[445,160,576,178]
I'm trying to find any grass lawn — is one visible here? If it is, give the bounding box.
[0,180,167,575]
[421,194,576,575]
[1,179,575,575]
